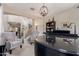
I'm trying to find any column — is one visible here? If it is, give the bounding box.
[0,4,5,45]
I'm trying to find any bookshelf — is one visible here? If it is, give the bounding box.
[46,18,56,32]
[46,18,56,43]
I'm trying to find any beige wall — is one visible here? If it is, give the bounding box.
[32,16,50,35]
[3,7,79,36]
[33,8,79,35]
[4,14,33,38]
[53,8,79,35]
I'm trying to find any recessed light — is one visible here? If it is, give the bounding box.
[30,7,35,11]
[0,3,2,6]
[77,6,79,8]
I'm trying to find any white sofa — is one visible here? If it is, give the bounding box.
[3,32,22,54]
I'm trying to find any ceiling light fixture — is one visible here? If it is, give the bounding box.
[40,4,48,17]
[39,3,48,33]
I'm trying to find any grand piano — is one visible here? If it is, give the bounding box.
[35,30,79,56]
[45,30,78,38]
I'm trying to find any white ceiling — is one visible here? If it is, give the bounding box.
[3,3,79,19]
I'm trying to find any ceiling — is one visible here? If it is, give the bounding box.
[3,3,79,19]
[8,22,21,27]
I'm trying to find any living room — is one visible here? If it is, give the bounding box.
[0,3,79,56]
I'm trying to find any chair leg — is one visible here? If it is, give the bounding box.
[9,50,12,54]
[20,45,22,48]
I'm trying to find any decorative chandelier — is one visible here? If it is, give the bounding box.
[40,4,48,17]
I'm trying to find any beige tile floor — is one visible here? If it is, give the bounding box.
[7,37,35,56]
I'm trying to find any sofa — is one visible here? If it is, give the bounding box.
[3,32,22,54]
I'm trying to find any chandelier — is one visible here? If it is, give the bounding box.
[40,4,48,17]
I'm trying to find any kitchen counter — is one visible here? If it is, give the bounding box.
[35,33,79,56]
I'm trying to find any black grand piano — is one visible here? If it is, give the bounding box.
[45,30,78,38]
[35,30,79,56]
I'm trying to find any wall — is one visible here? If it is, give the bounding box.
[33,8,79,36]
[3,15,9,32]
[4,7,79,36]
[33,16,49,35]
[53,8,79,35]
[4,14,33,38]
[34,18,43,33]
